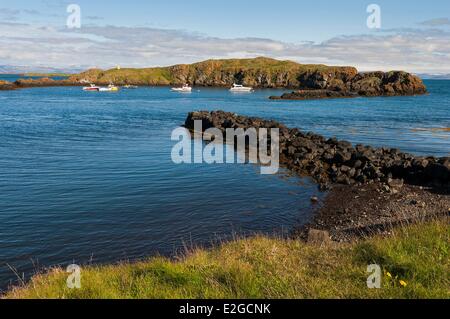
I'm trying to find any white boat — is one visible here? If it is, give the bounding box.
[230,83,253,92]
[99,84,120,92]
[171,84,192,92]
[83,84,100,91]
[123,85,138,89]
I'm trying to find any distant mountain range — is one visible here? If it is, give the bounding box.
[0,65,83,75]
[417,73,450,80]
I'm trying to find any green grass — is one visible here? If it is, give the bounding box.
[4,220,449,299]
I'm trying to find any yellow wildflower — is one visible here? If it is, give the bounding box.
[399,280,407,287]
[386,272,392,278]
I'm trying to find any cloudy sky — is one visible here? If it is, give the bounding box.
[1,0,450,73]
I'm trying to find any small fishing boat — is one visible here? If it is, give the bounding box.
[83,84,100,91]
[171,84,192,92]
[229,83,253,92]
[99,84,120,92]
[123,85,138,89]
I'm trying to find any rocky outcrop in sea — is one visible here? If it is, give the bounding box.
[270,71,427,100]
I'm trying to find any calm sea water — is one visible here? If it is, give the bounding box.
[0,80,449,289]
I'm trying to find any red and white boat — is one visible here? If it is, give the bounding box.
[83,84,100,92]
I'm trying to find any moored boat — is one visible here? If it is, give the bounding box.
[83,84,100,91]
[99,84,120,92]
[229,83,253,92]
[83,83,119,92]
[171,84,192,92]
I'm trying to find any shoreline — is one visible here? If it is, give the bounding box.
[4,220,449,298]
[297,182,449,242]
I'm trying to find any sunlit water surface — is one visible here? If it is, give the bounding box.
[0,80,448,289]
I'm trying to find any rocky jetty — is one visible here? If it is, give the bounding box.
[270,71,427,100]
[186,111,449,241]
[185,111,449,191]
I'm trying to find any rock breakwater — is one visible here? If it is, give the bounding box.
[185,111,449,191]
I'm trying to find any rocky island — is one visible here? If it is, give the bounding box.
[269,71,428,100]
[0,57,427,99]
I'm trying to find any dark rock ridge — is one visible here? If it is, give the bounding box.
[185,111,449,191]
[270,71,427,100]
[0,78,82,91]
[270,90,358,100]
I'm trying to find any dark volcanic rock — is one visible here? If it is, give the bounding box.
[270,71,427,100]
[185,111,449,190]
[350,71,427,96]
[269,90,358,100]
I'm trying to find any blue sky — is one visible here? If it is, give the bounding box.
[6,0,450,41]
[1,0,450,72]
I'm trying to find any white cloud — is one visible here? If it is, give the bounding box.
[0,22,449,73]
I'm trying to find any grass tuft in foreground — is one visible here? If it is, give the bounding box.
[4,220,449,299]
